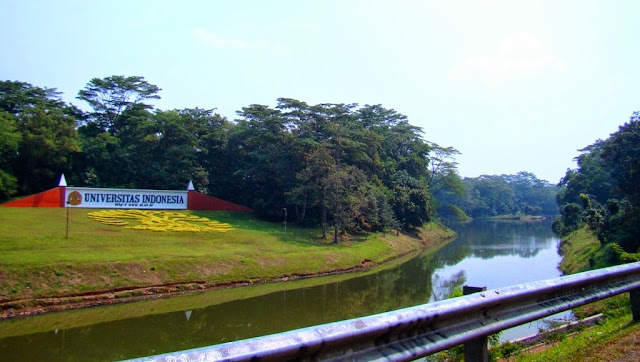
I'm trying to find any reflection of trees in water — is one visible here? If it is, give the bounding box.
[426,220,561,304]
[1,251,443,361]
[469,242,544,259]
[430,270,466,301]
[443,220,558,260]
[0,220,561,361]
[431,239,471,269]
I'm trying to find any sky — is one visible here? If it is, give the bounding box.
[2,0,639,183]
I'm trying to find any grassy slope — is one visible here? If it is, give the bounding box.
[0,250,436,339]
[509,228,640,361]
[558,228,602,274]
[514,295,639,362]
[0,208,455,301]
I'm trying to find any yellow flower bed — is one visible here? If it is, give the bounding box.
[87,210,234,233]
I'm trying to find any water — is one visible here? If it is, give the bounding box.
[428,220,568,341]
[0,219,564,360]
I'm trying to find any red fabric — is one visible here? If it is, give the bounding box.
[187,191,253,212]
[2,187,63,208]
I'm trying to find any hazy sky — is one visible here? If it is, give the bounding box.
[2,0,639,183]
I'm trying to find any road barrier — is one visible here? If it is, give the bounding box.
[130,262,640,362]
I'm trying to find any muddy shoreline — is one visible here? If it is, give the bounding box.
[1,222,457,320]
[0,254,404,320]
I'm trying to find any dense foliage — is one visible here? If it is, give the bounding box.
[0,81,80,198]
[434,172,559,224]
[1,76,560,240]
[554,111,640,263]
[0,77,468,242]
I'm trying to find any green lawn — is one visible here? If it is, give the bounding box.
[0,208,453,301]
[558,228,604,274]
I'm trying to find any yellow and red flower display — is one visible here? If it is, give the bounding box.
[87,210,234,233]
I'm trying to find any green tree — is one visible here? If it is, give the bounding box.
[598,111,640,252]
[426,142,463,198]
[0,81,67,115]
[232,104,297,219]
[462,176,515,217]
[139,109,204,190]
[14,105,80,194]
[325,164,368,243]
[0,80,81,195]
[177,108,232,194]
[77,75,161,133]
[0,111,21,200]
[426,142,469,225]
[561,203,582,233]
[557,141,615,207]
[73,103,151,188]
[74,129,122,187]
[289,145,335,236]
[602,112,640,208]
[391,170,432,229]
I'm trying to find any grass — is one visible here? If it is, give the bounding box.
[558,228,602,274]
[0,207,454,301]
[502,227,640,361]
[512,295,640,361]
[0,248,434,339]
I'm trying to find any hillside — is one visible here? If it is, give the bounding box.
[0,208,455,318]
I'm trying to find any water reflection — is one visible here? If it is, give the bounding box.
[0,220,562,360]
[446,220,558,260]
[431,270,467,301]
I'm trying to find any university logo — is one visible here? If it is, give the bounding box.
[67,191,82,206]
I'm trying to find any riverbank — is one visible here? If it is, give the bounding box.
[498,227,640,361]
[0,208,456,319]
[558,227,603,274]
[508,291,638,361]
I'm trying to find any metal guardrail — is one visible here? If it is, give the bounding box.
[130,262,640,362]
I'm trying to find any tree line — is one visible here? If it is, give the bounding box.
[554,111,640,263]
[434,172,559,225]
[1,76,472,241]
[0,75,559,240]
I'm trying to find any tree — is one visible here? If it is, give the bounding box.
[289,145,334,235]
[461,176,515,217]
[0,81,67,115]
[14,105,80,194]
[140,109,204,190]
[177,108,231,194]
[552,111,640,256]
[391,170,432,229]
[426,142,469,225]
[557,141,615,207]
[325,164,368,243]
[0,80,81,195]
[77,75,161,133]
[596,111,640,252]
[0,111,21,200]
[602,112,640,208]
[426,142,463,198]
[232,104,297,219]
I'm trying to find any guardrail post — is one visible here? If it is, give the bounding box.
[631,289,640,321]
[463,285,488,362]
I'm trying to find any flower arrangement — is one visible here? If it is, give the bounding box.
[87,210,234,233]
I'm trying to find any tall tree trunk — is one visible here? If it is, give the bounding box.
[294,191,307,224]
[299,190,307,223]
[333,191,339,243]
[322,189,327,239]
